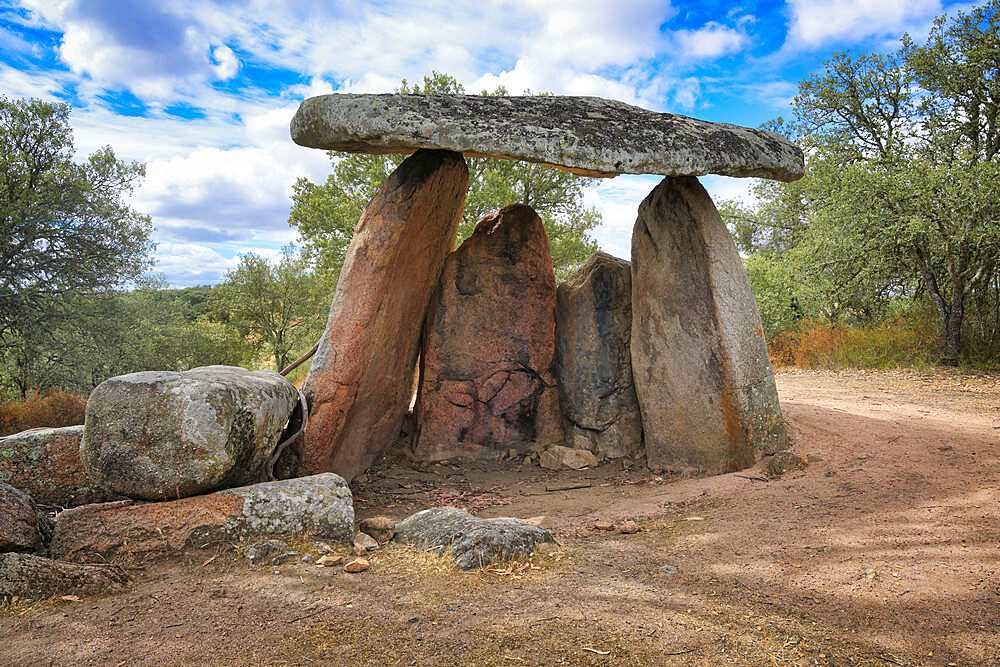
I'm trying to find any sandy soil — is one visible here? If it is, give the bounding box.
[2,368,999,666]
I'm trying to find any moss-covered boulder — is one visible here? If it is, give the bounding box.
[81,366,298,501]
[0,426,120,507]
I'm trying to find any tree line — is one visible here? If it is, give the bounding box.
[3,3,999,403]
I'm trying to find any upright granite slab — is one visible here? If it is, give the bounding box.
[291,94,803,181]
[414,204,564,460]
[300,149,468,480]
[631,176,788,473]
[555,253,642,460]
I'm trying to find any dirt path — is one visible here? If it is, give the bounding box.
[2,369,999,666]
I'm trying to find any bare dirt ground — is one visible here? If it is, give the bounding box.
[2,369,999,666]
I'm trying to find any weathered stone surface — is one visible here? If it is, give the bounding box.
[299,149,468,480]
[243,539,288,566]
[0,483,51,554]
[49,473,353,563]
[413,204,565,460]
[81,366,298,501]
[393,506,556,570]
[0,553,129,600]
[769,451,807,476]
[0,426,120,507]
[555,253,642,460]
[358,516,395,543]
[631,176,788,473]
[539,446,599,470]
[291,94,804,181]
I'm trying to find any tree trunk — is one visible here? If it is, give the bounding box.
[941,286,965,366]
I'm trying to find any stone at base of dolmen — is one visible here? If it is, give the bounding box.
[0,483,53,555]
[0,426,120,507]
[49,473,353,563]
[0,553,129,600]
[81,365,299,501]
[555,252,643,460]
[413,204,565,461]
[393,506,555,570]
[299,149,469,481]
[631,176,788,473]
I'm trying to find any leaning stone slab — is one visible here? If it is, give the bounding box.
[393,506,555,570]
[49,473,353,563]
[299,149,468,481]
[631,176,788,473]
[555,253,643,460]
[0,483,52,555]
[0,426,119,507]
[291,94,804,181]
[81,365,299,501]
[0,553,129,600]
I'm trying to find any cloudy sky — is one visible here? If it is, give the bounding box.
[0,0,972,286]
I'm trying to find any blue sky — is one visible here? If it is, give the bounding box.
[0,0,974,286]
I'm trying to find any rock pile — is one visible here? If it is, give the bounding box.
[292,93,796,477]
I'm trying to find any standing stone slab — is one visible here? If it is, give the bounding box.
[299,149,468,480]
[49,473,354,563]
[291,94,804,181]
[631,176,788,473]
[0,426,119,507]
[81,366,298,501]
[555,252,642,460]
[413,204,564,461]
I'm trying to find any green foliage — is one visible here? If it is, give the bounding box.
[0,96,153,341]
[724,1,1000,367]
[211,248,328,372]
[289,72,600,283]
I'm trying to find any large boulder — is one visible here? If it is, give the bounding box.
[291,94,804,181]
[0,553,129,600]
[0,426,119,507]
[393,506,556,570]
[81,365,298,501]
[299,149,468,480]
[413,204,565,461]
[555,252,642,460]
[0,483,52,555]
[49,473,353,563]
[631,176,788,473]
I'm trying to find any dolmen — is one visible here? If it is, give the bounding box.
[290,93,800,480]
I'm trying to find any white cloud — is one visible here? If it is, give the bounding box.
[785,0,942,47]
[674,22,748,58]
[153,241,238,286]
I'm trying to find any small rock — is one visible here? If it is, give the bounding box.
[353,474,369,485]
[507,448,518,460]
[806,454,824,463]
[243,539,288,566]
[393,506,556,570]
[0,483,51,555]
[619,520,641,534]
[658,565,678,575]
[817,545,835,553]
[359,516,395,543]
[317,554,344,567]
[860,566,877,580]
[314,541,335,554]
[270,551,301,566]
[209,588,227,599]
[824,470,837,477]
[354,532,379,552]
[344,558,370,573]
[299,553,317,564]
[592,521,615,531]
[768,451,807,477]
[539,446,598,470]
[938,445,953,452]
